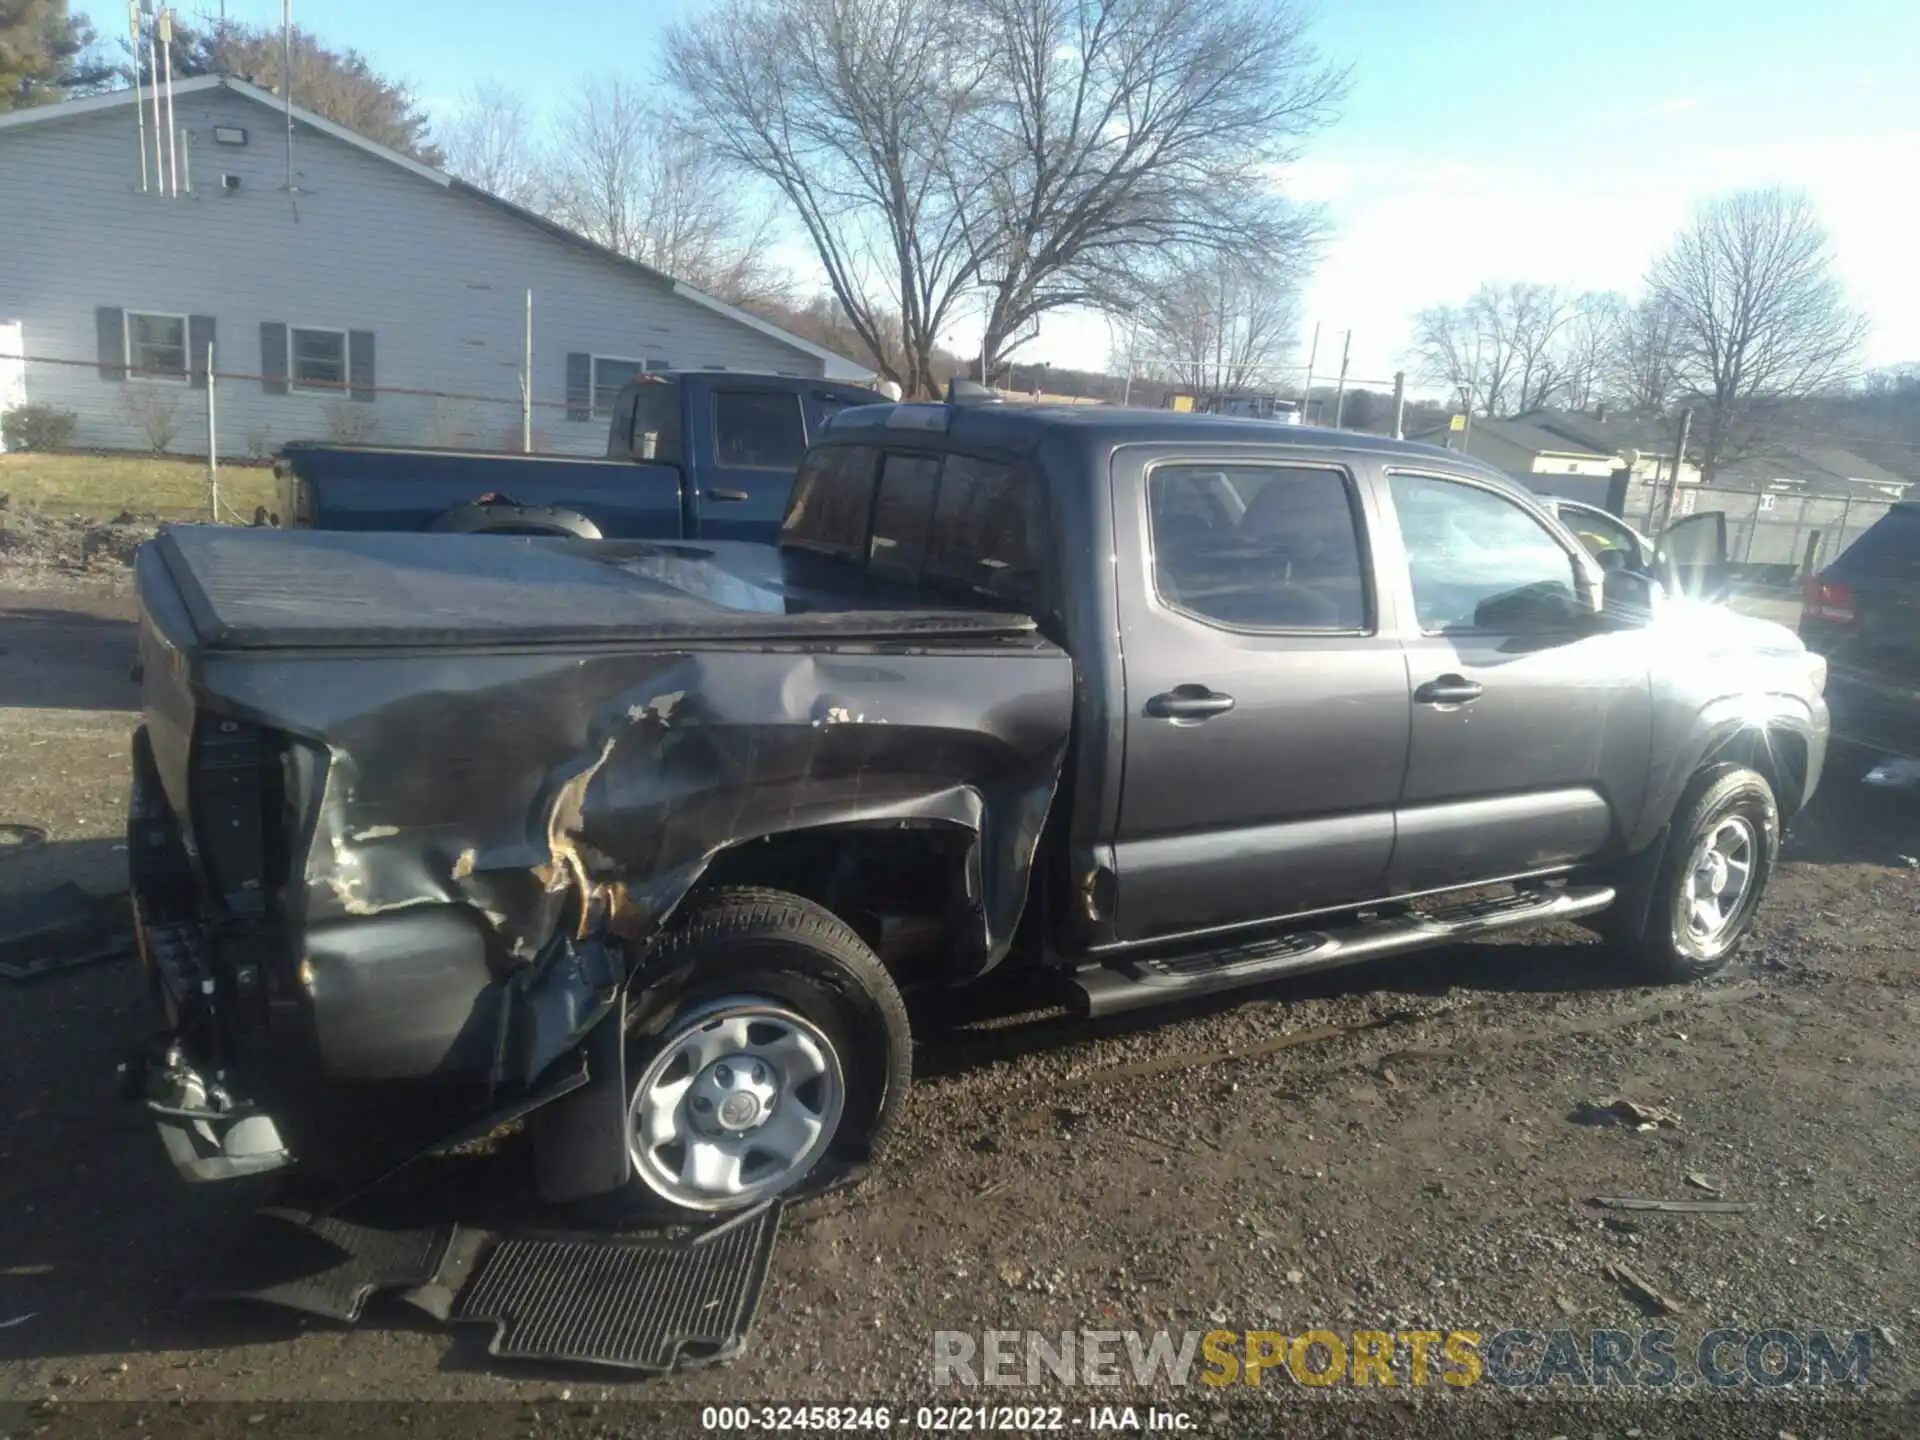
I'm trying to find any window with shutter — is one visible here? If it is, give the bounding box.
[260,322,289,395]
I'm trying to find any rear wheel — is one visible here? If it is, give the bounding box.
[1609,766,1779,982]
[617,888,910,1220]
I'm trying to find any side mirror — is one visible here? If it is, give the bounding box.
[1602,567,1663,622]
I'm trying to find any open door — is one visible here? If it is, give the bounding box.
[1659,510,1729,599]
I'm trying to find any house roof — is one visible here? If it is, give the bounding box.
[1410,415,1614,461]
[1517,407,1687,461]
[1717,443,1913,499]
[0,76,875,382]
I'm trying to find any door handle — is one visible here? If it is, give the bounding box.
[705,487,751,503]
[1145,685,1236,720]
[1415,675,1484,705]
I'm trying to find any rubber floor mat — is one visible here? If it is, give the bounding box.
[204,1206,455,1323]
[454,1201,782,1372]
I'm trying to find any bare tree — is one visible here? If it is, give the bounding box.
[1646,187,1867,479]
[1414,282,1580,416]
[1554,291,1626,412]
[547,76,791,308]
[1414,297,1501,415]
[666,0,987,396]
[667,0,1342,395]
[1131,249,1299,407]
[1604,295,1681,415]
[1506,283,1570,412]
[965,0,1342,373]
[439,81,545,209]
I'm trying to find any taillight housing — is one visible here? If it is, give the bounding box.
[1801,576,1855,624]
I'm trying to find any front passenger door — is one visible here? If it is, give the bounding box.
[1385,471,1654,894]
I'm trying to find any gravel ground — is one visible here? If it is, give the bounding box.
[0,576,1916,1439]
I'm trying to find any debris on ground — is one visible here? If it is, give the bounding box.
[1588,1195,1757,1215]
[1686,1171,1724,1194]
[1571,1096,1683,1131]
[0,505,159,580]
[1604,1260,1686,1316]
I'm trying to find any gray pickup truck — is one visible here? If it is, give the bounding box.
[126,402,1827,1217]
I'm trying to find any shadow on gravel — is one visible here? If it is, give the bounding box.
[0,598,139,712]
[0,843,275,1369]
[912,933,1632,1081]
[1780,769,1920,867]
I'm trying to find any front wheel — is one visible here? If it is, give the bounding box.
[617,888,910,1220]
[1609,766,1780,982]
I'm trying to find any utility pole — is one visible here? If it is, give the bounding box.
[1391,370,1406,440]
[521,288,534,453]
[1657,408,1693,534]
[1301,323,1320,426]
[1331,330,1352,429]
[282,0,295,193]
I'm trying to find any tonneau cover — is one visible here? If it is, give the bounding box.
[152,525,1040,651]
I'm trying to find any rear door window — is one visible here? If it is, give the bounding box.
[924,454,1044,609]
[867,453,942,582]
[713,390,807,470]
[782,445,880,560]
[1147,463,1369,631]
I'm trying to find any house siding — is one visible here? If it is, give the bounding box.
[0,86,826,460]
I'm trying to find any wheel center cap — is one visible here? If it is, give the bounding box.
[1700,852,1729,892]
[689,1052,779,1135]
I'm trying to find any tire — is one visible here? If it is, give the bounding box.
[1609,766,1779,983]
[614,887,910,1221]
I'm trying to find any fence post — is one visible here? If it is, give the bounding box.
[206,341,219,522]
[1801,530,1823,580]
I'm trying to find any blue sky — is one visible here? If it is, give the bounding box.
[85,0,1920,387]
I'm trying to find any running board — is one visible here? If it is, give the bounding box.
[1070,884,1616,1018]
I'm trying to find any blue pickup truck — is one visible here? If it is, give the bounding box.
[275,370,886,543]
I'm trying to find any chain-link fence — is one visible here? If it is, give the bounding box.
[1628,476,1898,582]
[3,350,613,464]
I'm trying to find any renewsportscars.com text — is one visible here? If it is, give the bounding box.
[932,1327,1877,1390]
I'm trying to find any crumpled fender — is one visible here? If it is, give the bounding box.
[201,637,1072,1092]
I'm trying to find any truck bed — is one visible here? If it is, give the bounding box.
[148,526,1049,652]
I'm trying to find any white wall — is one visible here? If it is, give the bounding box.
[0,322,24,450]
[0,85,826,459]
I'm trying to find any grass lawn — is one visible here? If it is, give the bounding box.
[0,452,278,522]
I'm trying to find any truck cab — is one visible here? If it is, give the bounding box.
[276,370,885,542]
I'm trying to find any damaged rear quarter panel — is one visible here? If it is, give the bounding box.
[196,636,1072,1081]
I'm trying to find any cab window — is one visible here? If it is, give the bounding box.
[1389,473,1584,632]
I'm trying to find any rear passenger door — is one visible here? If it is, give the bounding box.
[701,387,812,541]
[1109,451,1412,944]
[1382,469,1653,894]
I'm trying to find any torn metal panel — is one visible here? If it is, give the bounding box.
[177,622,1070,1094]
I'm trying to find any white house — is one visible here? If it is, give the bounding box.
[0,76,872,458]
